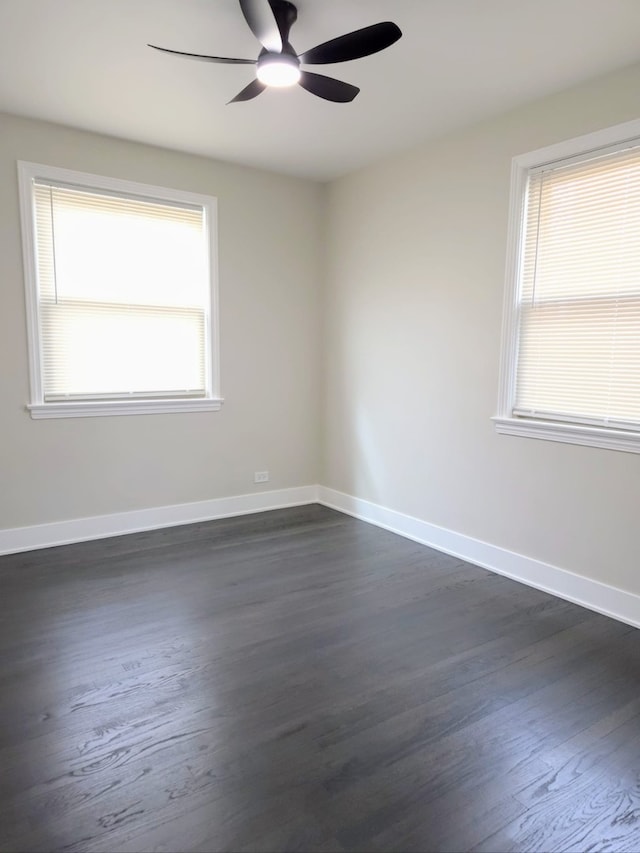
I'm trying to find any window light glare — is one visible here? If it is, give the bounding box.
[256,55,301,88]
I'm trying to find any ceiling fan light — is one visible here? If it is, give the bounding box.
[256,54,301,87]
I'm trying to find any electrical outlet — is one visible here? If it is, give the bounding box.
[254,471,269,484]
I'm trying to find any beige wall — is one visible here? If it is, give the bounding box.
[323,62,640,596]
[3,61,640,597]
[0,113,322,528]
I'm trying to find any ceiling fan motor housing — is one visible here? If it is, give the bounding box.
[255,0,300,86]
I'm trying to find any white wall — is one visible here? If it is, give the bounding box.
[0,112,322,529]
[323,62,640,596]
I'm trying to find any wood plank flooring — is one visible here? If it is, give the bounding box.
[1,504,639,852]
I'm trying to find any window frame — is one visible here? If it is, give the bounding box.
[493,118,640,454]
[17,161,223,419]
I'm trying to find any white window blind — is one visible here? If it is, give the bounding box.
[33,181,209,402]
[514,142,640,431]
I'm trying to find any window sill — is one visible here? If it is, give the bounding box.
[492,416,640,454]
[28,398,224,419]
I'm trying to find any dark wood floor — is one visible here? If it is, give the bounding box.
[1,505,640,852]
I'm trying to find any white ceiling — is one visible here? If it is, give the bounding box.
[0,0,639,181]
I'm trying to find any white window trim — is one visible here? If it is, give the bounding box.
[493,118,640,454]
[17,161,223,419]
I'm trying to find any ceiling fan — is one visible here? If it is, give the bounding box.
[148,0,402,104]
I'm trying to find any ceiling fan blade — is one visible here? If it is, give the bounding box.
[227,78,267,104]
[239,0,283,52]
[298,22,401,65]
[298,71,359,103]
[148,44,255,64]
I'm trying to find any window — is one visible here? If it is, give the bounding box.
[18,162,222,418]
[494,119,640,453]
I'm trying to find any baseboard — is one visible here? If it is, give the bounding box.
[318,486,640,630]
[0,485,319,556]
[4,483,639,631]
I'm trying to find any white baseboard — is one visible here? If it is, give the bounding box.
[4,483,638,631]
[0,485,319,556]
[318,486,640,630]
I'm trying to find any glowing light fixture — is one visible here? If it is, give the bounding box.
[256,53,301,87]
